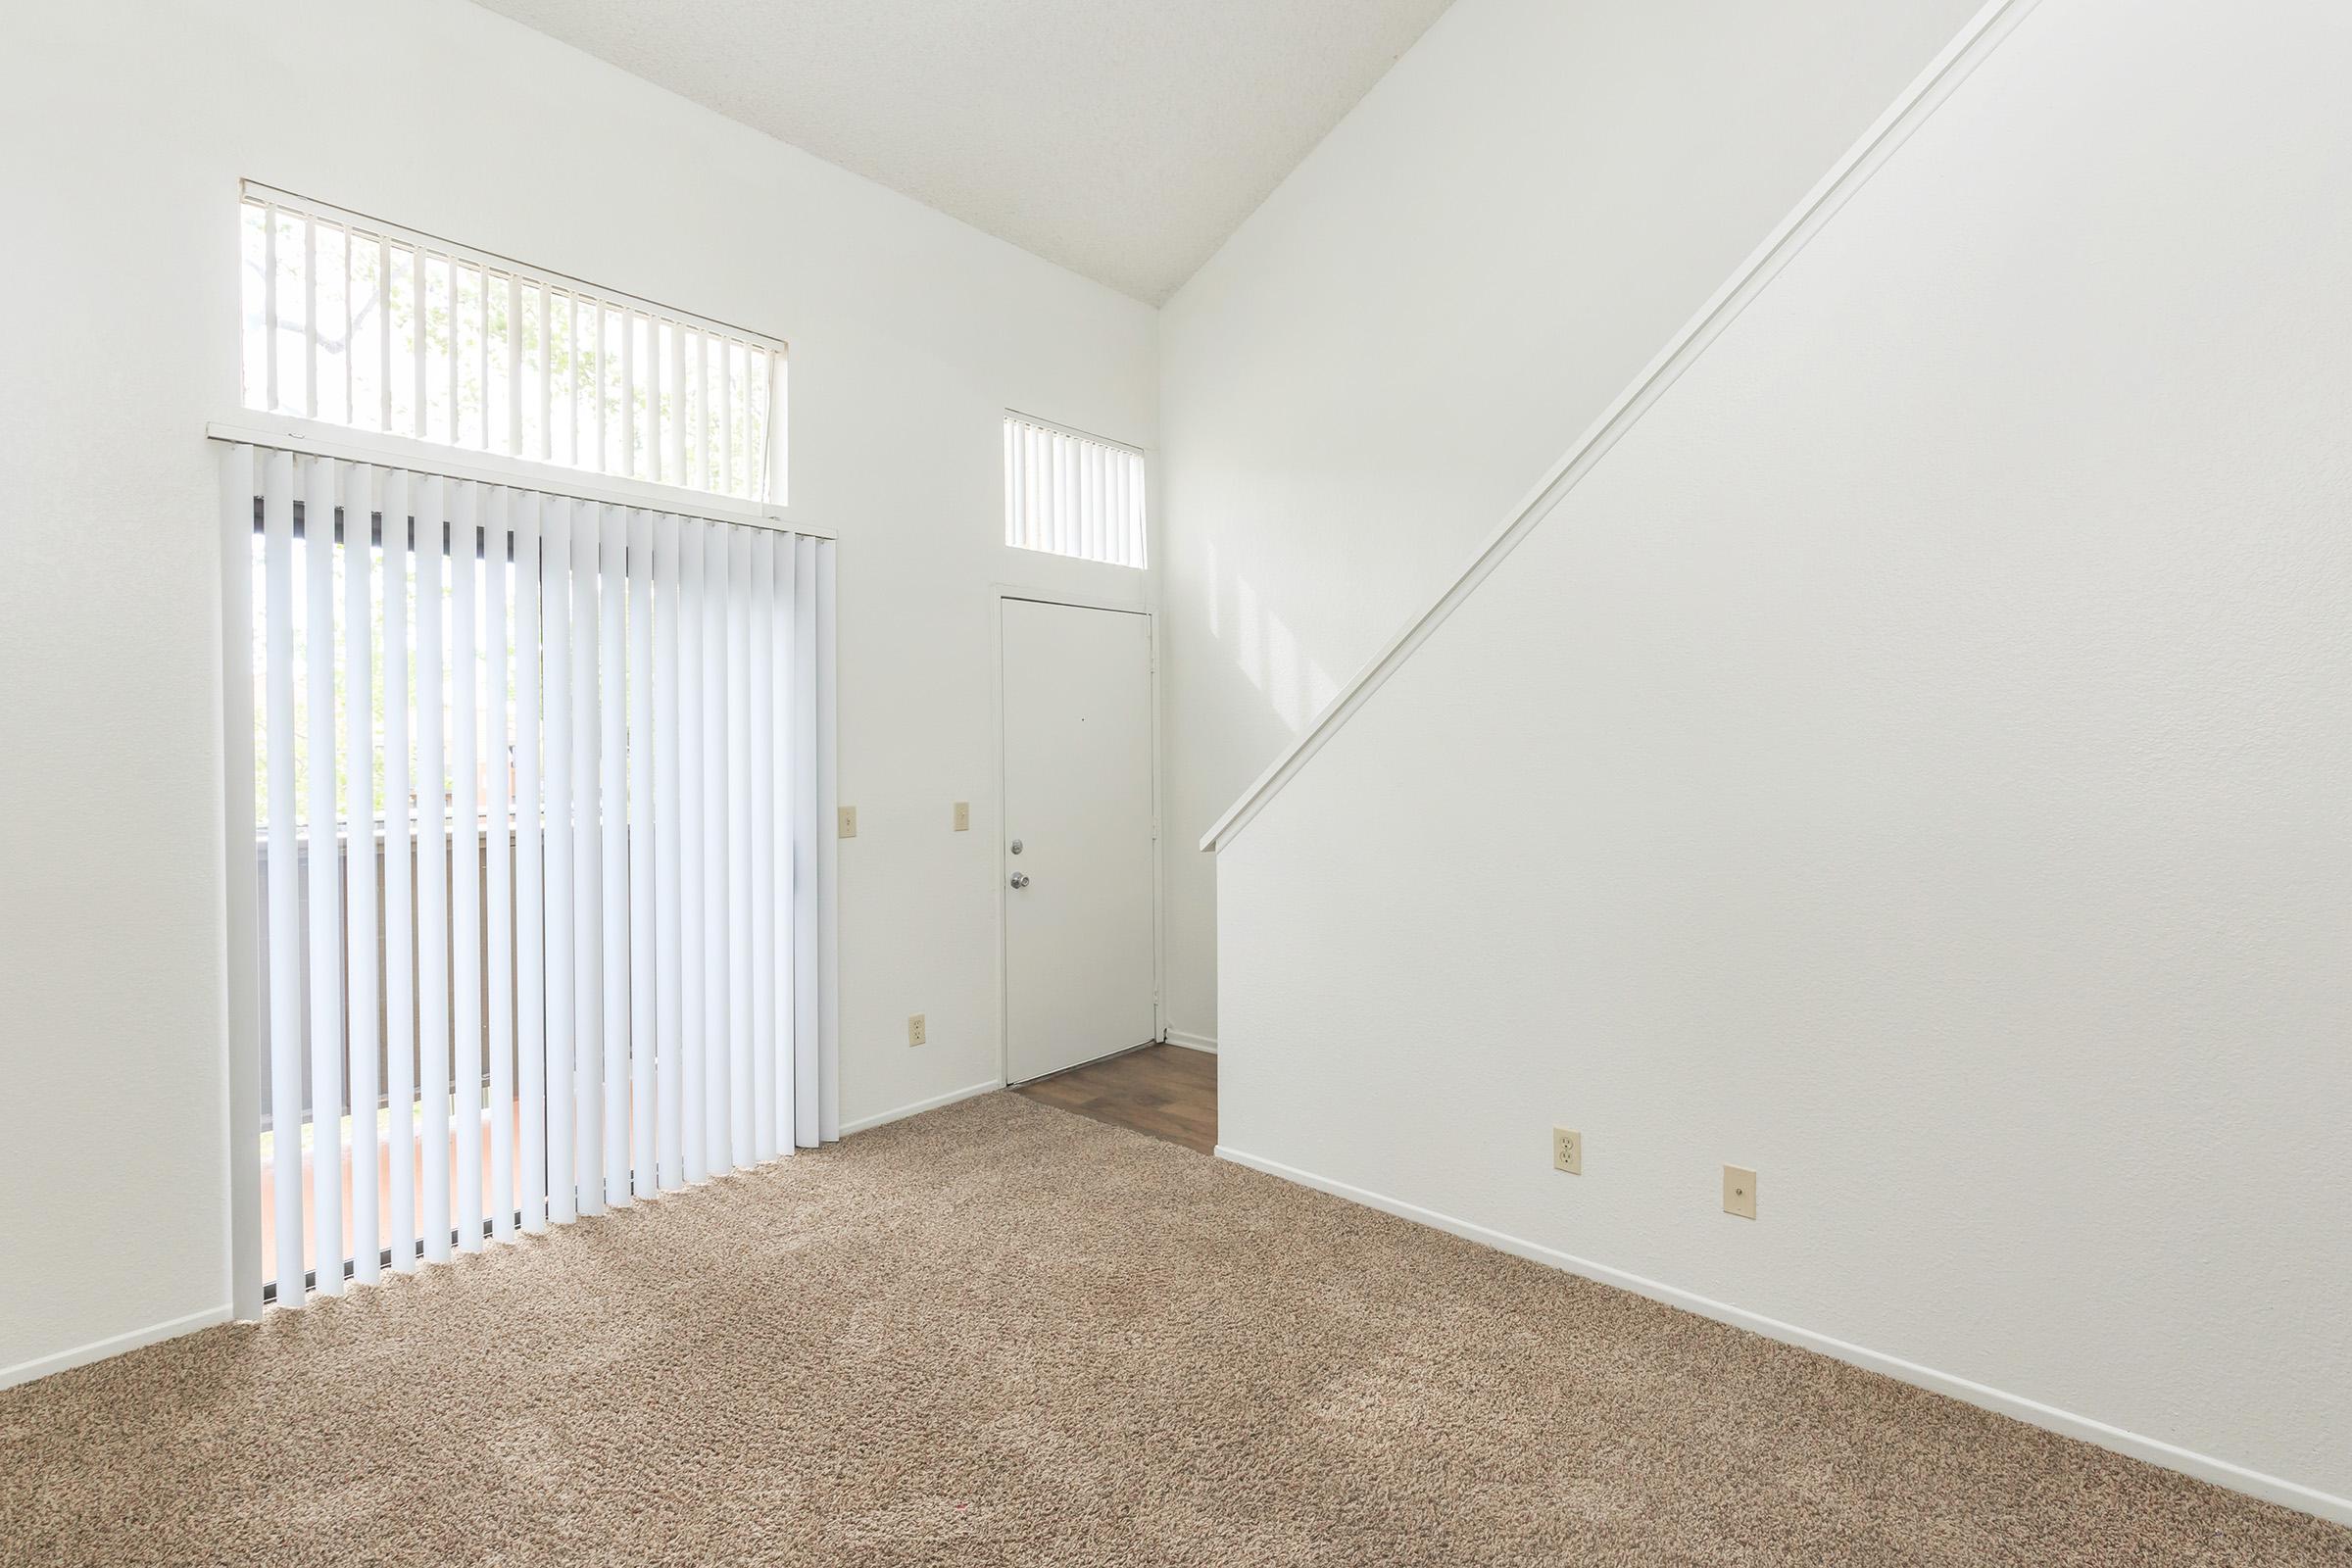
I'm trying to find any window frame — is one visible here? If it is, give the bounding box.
[238,180,790,509]
[1002,411,1149,569]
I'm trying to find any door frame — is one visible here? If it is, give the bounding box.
[990,585,1165,1087]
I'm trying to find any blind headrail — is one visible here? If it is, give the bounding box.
[207,416,831,539]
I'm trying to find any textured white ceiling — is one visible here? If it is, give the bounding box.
[470,0,1455,304]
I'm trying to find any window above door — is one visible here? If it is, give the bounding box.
[1003,413,1147,568]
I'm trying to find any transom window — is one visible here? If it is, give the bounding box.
[239,183,786,503]
[1003,413,1147,568]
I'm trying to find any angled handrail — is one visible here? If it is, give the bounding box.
[1200,0,2036,853]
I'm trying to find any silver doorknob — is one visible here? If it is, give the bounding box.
[1009,872,1030,889]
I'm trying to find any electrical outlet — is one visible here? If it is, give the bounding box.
[838,806,858,839]
[1723,1165,1758,1220]
[907,1013,926,1047]
[1551,1128,1582,1175]
[954,802,970,832]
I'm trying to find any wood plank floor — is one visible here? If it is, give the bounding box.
[1011,1043,1216,1154]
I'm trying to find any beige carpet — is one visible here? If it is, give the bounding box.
[4,1093,2345,1567]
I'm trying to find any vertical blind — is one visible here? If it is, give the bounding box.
[1003,413,1148,568]
[221,442,836,1304]
[239,183,784,504]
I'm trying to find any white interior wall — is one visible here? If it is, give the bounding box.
[1211,0,2352,1515]
[0,0,1154,1381]
[1156,0,1988,1047]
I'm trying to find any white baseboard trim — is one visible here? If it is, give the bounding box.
[1214,1145,2352,1528]
[841,1078,1003,1136]
[1162,1029,1217,1055]
[0,1304,233,1393]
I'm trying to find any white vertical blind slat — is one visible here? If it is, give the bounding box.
[664,331,685,488]
[626,509,658,1199]
[475,270,491,452]
[718,351,734,501]
[792,536,822,1150]
[1054,433,1071,558]
[1116,431,1130,563]
[344,463,381,1286]
[262,450,304,1298]
[1109,446,1129,570]
[411,248,427,442]
[1128,449,1144,566]
[1133,453,1148,565]
[507,276,523,460]
[681,331,701,494]
[541,500,578,1225]
[814,540,841,1141]
[263,207,279,414]
[485,490,516,1243]
[650,326,664,486]
[382,470,419,1271]
[593,303,610,479]
[1105,445,1121,565]
[1106,446,1122,566]
[514,496,548,1233]
[677,518,708,1185]
[304,218,318,419]
[654,514,686,1191]
[1003,420,1018,548]
[341,224,356,428]
[222,447,265,1321]
[416,478,453,1263]
[1035,424,1052,552]
[725,527,755,1168]
[377,238,393,435]
[452,483,485,1253]
[303,456,345,1295]
[749,530,777,1164]
[1082,442,1099,564]
[764,350,776,501]
[1015,425,1035,555]
[571,501,606,1216]
[1037,425,1053,553]
[508,496,538,1231]
[621,316,637,481]
[446,259,460,448]
[539,290,556,464]
[771,537,798,1149]
[565,295,583,468]
[702,521,731,1167]
[599,506,631,1205]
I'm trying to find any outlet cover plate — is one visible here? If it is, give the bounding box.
[1723,1165,1758,1220]
[907,1013,926,1047]
[954,802,970,831]
[1552,1128,1582,1175]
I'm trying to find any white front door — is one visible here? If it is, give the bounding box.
[1002,597,1157,1083]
